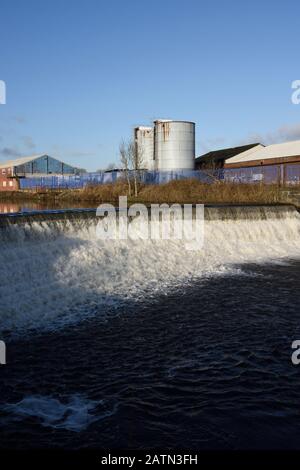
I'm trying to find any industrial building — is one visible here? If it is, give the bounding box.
[195,143,263,169]
[224,140,300,168]
[196,139,300,170]
[194,139,300,184]
[0,154,77,191]
[3,125,300,191]
[135,119,195,171]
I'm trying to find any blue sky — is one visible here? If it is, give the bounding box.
[0,0,300,171]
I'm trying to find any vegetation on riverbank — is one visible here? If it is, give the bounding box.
[0,179,291,205]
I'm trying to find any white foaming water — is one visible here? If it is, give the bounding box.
[2,394,114,432]
[0,206,299,336]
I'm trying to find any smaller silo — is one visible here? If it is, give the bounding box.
[154,120,195,171]
[134,126,155,171]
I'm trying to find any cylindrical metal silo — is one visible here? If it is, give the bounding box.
[154,120,195,171]
[134,126,155,171]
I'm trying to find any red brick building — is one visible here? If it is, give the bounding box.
[0,165,19,191]
[0,154,78,191]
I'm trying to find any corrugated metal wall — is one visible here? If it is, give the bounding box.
[18,164,300,190]
[19,172,123,189]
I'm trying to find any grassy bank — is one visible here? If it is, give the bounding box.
[0,179,286,205]
[0,180,287,205]
[0,189,59,201]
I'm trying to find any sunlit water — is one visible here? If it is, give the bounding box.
[0,201,97,214]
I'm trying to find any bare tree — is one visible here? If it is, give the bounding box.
[119,138,145,197]
[199,161,222,184]
[119,139,132,196]
[132,139,144,197]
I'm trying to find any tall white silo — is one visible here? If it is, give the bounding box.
[134,126,155,170]
[154,120,195,171]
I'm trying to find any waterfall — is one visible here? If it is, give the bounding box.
[0,205,299,337]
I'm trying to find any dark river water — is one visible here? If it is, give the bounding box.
[1,260,300,450]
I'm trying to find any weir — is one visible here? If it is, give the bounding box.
[0,204,298,243]
[0,204,299,337]
[0,204,297,225]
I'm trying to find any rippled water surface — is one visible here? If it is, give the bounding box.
[1,260,300,450]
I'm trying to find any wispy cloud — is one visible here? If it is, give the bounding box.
[0,134,36,160]
[0,147,22,158]
[239,123,300,146]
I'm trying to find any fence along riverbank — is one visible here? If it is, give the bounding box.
[17,163,300,190]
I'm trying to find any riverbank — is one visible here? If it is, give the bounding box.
[0,179,292,205]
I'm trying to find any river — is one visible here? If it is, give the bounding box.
[0,205,300,449]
